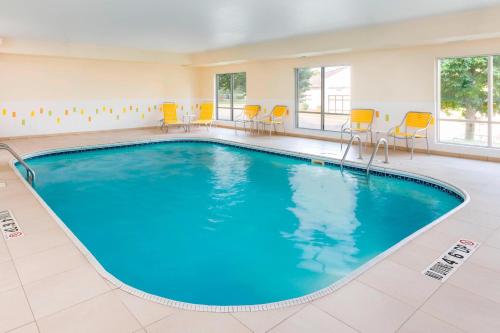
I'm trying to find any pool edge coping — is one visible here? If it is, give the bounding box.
[9,136,470,313]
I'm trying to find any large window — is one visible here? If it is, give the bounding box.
[438,55,500,147]
[216,72,246,120]
[296,66,351,130]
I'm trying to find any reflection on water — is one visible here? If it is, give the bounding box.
[287,165,360,277]
[206,147,249,224]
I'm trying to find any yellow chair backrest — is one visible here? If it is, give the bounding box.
[199,103,214,121]
[405,112,433,128]
[162,103,177,123]
[350,109,375,124]
[272,105,288,118]
[244,105,261,119]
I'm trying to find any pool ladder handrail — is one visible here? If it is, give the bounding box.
[340,135,363,171]
[366,138,389,174]
[340,136,389,174]
[0,143,35,185]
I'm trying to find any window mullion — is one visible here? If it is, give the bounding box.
[321,67,325,130]
[230,73,234,121]
[488,56,494,147]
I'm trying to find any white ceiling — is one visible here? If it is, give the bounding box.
[1,0,500,53]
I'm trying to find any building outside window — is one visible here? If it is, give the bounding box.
[296,66,351,131]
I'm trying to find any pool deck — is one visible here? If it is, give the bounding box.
[1,127,500,333]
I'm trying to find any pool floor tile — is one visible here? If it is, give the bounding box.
[114,289,177,327]
[0,287,35,332]
[314,280,415,333]
[432,218,494,243]
[397,310,465,333]
[412,229,461,252]
[486,229,500,249]
[14,243,88,285]
[269,305,357,333]
[421,284,500,332]
[469,245,500,273]
[358,260,440,307]
[388,241,441,272]
[24,264,110,319]
[231,304,304,332]
[7,322,40,333]
[0,260,21,293]
[36,292,141,333]
[145,311,251,333]
[447,262,500,303]
[6,228,71,260]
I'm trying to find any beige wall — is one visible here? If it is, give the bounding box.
[195,38,500,158]
[0,54,195,101]
[0,54,196,137]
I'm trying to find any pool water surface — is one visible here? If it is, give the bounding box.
[20,141,463,306]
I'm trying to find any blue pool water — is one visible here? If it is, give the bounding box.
[20,141,462,306]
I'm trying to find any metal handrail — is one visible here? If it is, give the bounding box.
[340,135,363,171]
[366,138,389,175]
[0,143,35,185]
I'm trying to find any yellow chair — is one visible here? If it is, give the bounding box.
[340,109,375,151]
[234,105,261,133]
[258,105,288,136]
[388,111,433,159]
[160,103,185,132]
[191,102,214,130]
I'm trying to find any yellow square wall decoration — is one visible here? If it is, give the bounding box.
[2,109,6,116]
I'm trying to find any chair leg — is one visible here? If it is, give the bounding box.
[393,137,396,151]
[426,137,429,154]
[411,138,415,159]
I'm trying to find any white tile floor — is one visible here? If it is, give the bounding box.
[0,127,499,332]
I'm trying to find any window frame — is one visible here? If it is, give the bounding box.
[437,54,500,148]
[295,65,352,131]
[215,72,246,121]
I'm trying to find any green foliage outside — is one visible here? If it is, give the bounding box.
[297,68,317,110]
[217,73,246,105]
[440,56,500,140]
